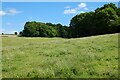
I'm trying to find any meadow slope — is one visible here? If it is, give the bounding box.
[2,33,119,78]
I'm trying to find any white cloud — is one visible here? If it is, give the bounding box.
[0,8,21,16]
[78,3,89,10]
[29,17,33,20]
[80,11,85,13]
[91,9,95,12]
[84,7,89,10]
[64,3,89,14]
[78,3,87,8]
[65,6,71,9]
[64,9,77,14]
[7,8,21,15]
[6,22,12,26]
[0,11,7,16]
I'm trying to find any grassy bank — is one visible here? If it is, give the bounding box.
[2,33,118,78]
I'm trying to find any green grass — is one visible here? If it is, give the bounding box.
[1,33,119,78]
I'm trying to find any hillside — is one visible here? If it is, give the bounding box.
[2,33,119,78]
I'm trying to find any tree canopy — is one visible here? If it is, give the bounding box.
[21,3,120,38]
[70,3,120,37]
[21,21,69,38]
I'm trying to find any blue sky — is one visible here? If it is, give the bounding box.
[1,2,118,34]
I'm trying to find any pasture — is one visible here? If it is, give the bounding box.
[1,33,119,78]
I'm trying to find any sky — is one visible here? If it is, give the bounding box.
[0,2,119,34]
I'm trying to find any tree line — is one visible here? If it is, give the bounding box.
[20,22,69,38]
[20,3,120,38]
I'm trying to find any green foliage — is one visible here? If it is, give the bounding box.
[21,3,120,38]
[22,22,69,38]
[94,4,119,34]
[14,32,18,35]
[70,3,120,37]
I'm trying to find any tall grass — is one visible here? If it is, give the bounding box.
[2,33,118,78]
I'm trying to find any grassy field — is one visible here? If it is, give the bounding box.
[1,33,119,78]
